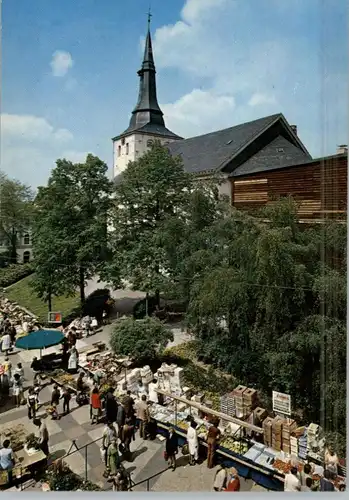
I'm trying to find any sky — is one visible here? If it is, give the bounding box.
[0,0,347,188]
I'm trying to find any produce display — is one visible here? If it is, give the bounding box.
[0,424,26,452]
[176,420,189,431]
[273,459,303,474]
[220,437,249,454]
[53,372,76,388]
[25,433,40,451]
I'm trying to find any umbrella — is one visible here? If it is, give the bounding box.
[15,329,65,358]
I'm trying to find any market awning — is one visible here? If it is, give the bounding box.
[15,329,65,351]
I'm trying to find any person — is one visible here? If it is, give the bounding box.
[0,439,15,485]
[299,462,312,488]
[3,357,12,379]
[224,468,241,491]
[105,390,118,423]
[121,417,134,454]
[165,428,178,471]
[187,420,199,466]
[68,346,78,373]
[62,386,71,415]
[136,394,150,440]
[284,467,301,492]
[102,422,118,467]
[90,386,102,424]
[84,316,91,337]
[76,372,86,393]
[50,384,60,419]
[91,317,98,334]
[107,438,120,477]
[213,463,229,491]
[12,372,23,407]
[9,324,16,346]
[338,483,346,492]
[14,363,24,383]
[31,357,42,386]
[67,330,77,347]
[112,466,129,491]
[320,469,335,492]
[301,476,314,492]
[122,390,135,418]
[207,419,221,469]
[137,379,147,398]
[61,338,69,368]
[116,401,126,430]
[325,446,339,477]
[34,418,49,456]
[0,367,10,398]
[1,332,11,355]
[27,387,38,420]
[148,378,158,404]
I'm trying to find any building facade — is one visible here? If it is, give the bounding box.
[0,230,32,263]
[113,24,347,221]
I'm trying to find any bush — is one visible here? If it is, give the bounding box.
[45,462,101,491]
[133,295,158,319]
[110,316,173,362]
[0,263,34,288]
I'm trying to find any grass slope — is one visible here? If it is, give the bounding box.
[6,274,80,323]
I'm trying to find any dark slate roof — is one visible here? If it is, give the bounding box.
[114,122,182,141]
[166,113,283,174]
[231,135,311,177]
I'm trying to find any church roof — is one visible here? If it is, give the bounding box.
[113,24,182,142]
[167,113,310,175]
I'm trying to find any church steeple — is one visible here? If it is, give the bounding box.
[128,13,165,130]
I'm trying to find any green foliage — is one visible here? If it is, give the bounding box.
[0,263,34,288]
[110,316,173,362]
[107,141,192,300]
[0,171,34,263]
[32,155,114,306]
[45,463,101,491]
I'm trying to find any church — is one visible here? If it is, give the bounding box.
[112,23,347,222]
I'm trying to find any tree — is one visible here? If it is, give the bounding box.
[110,316,173,362]
[32,154,114,306]
[108,141,192,305]
[0,171,34,263]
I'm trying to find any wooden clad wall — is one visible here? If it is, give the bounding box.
[231,155,347,220]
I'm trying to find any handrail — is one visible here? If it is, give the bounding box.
[128,467,169,491]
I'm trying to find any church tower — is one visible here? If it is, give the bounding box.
[112,14,182,178]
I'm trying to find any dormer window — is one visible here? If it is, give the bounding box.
[121,138,125,146]
[126,143,129,155]
[277,148,284,153]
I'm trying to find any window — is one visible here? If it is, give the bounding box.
[126,143,129,155]
[23,233,30,245]
[118,145,121,156]
[23,251,30,263]
[277,148,284,153]
[147,139,153,147]
[121,138,125,146]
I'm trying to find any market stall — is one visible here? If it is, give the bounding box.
[145,387,345,492]
[0,424,46,489]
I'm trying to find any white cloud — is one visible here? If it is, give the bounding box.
[0,113,85,187]
[50,50,74,77]
[153,0,347,156]
[162,89,235,137]
[248,93,277,107]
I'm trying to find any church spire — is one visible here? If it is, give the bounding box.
[128,12,165,130]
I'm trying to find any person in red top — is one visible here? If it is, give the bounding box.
[224,468,241,492]
[90,386,102,424]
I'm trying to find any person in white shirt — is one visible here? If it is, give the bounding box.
[148,378,158,404]
[284,467,301,492]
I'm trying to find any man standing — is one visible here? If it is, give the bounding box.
[136,395,150,440]
[102,422,118,467]
[0,440,15,485]
[206,419,221,469]
[34,418,49,456]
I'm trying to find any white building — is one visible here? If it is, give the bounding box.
[112,22,182,179]
[0,230,32,263]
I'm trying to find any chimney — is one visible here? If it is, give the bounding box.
[290,125,297,136]
[336,144,348,155]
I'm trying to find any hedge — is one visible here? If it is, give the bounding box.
[0,263,34,288]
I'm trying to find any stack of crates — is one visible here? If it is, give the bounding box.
[271,416,284,452]
[243,388,258,414]
[263,416,274,447]
[290,436,298,457]
[233,385,247,418]
[220,392,236,417]
[253,407,268,426]
[282,419,297,454]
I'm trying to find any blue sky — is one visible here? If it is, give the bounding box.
[1,0,347,188]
